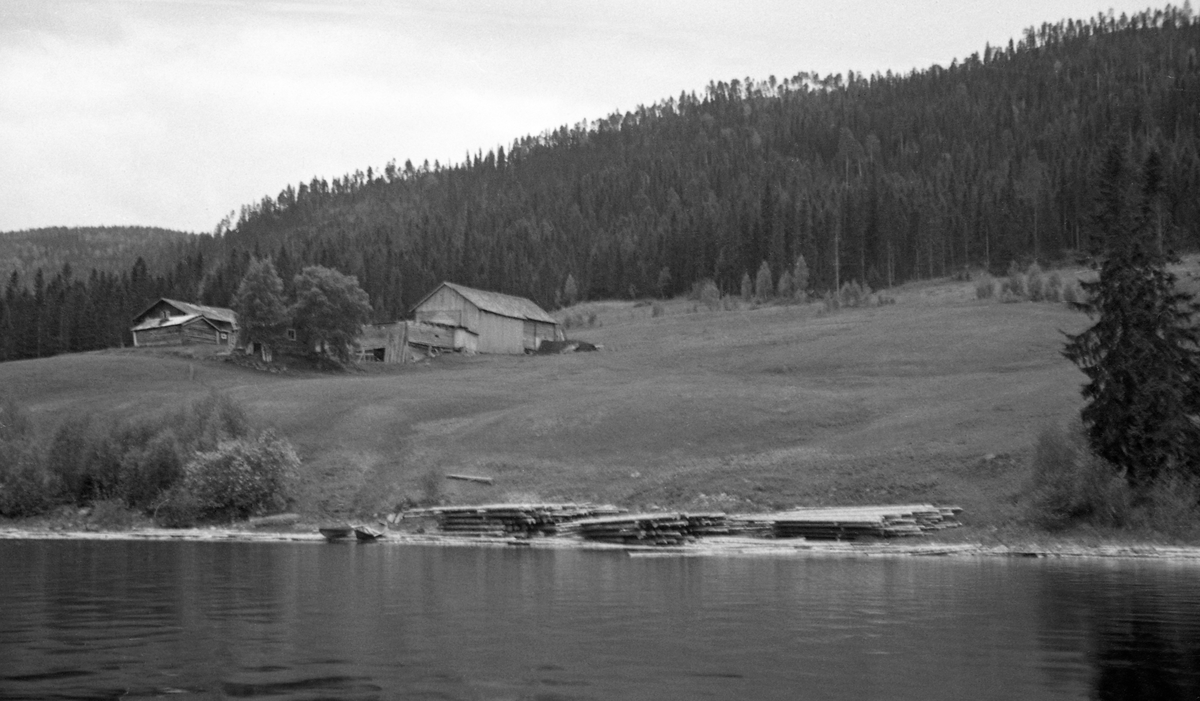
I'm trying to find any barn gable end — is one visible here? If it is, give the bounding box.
[410,282,562,355]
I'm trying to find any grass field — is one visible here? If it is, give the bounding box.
[4,260,1196,532]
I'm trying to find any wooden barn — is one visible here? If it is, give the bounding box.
[410,282,562,355]
[131,298,238,348]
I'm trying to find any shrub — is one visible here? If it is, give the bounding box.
[154,486,203,528]
[1025,423,1130,530]
[0,398,51,517]
[838,280,868,308]
[87,498,139,530]
[1025,422,1200,536]
[46,416,122,503]
[1004,261,1026,299]
[1026,263,1046,302]
[975,274,995,299]
[1062,281,1079,305]
[0,397,32,442]
[174,392,251,452]
[651,302,664,317]
[689,279,721,310]
[1045,271,1064,302]
[172,430,299,522]
[1132,475,1200,535]
[119,429,185,509]
[822,290,840,313]
[0,437,51,518]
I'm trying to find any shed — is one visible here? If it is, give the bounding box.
[131,298,238,348]
[410,282,562,354]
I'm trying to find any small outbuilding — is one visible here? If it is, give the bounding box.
[410,282,562,355]
[131,298,239,348]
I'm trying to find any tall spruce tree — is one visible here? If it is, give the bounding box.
[1062,146,1200,486]
[232,258,289,354]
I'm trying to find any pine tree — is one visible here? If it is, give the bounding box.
[1062,146,1200,486]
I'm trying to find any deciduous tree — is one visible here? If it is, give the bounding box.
[290,266,373,363]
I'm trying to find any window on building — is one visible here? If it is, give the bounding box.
[286,328,297,341]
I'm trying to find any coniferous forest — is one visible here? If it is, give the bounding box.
[2,6,1198,363]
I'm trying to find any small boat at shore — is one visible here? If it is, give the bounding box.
[318,525,354,541]
[354,525,386,542]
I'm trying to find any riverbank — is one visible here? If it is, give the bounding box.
[5,525,1200,561]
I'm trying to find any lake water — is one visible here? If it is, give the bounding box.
[2,540,1199,700]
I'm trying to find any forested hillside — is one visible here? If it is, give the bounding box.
[2,6,1198,362]
[216,6,1200,317]
[0,227,194,279]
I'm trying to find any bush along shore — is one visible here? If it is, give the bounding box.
[0,393,298,528]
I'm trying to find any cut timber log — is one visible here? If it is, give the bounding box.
[445,474,494,485]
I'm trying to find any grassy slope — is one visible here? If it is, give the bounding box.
[5,269,1131,532]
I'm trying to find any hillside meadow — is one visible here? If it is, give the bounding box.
[7,266,1158,535]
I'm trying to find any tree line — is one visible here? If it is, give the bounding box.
[2,5,1198,363]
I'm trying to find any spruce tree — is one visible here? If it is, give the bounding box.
[1062,146,1200,486]
[233,258,289,354]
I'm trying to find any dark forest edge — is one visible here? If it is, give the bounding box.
[2,6,1198,364]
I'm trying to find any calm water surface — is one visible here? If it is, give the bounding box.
[2,540,1199,700]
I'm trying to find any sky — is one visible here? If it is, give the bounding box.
[0,0,1165,234]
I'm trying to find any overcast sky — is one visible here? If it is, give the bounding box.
[0,0,1161,234]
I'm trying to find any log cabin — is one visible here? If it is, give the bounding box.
[130,298,238,348]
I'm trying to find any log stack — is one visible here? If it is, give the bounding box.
[683,512,736,537]
[404,503,624,538]
[563,513,692,545]
[740,504,963,540]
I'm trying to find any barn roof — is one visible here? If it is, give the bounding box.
[132,298,238,326]
[414,282,558,325]
[131,313,221,333]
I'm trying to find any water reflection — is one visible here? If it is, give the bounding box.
[1036,561,1200,700]
[2,541,1199,700]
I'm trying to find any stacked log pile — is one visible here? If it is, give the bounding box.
[742,504,963,540]
[562,513,692,545]
[397,502,963,545]
[405,503,624,537]
[683,513,737,537]
[561,512,744,544]
[723,516,775,538]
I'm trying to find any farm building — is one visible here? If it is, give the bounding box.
[410,282,563,355]
[357,321,411,362]
[131,298,238,348]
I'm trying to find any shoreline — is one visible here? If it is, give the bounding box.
[5,526,1200,561]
